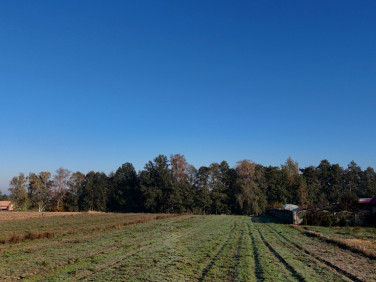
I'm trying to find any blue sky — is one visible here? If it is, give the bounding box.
[1,1,375,193]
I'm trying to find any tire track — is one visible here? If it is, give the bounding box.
[26,215,198,280]
[233,219,245,280]
[255,226,306,282]
[78,216,228,281]
[35,231,170,281]
[75,245,152,281]
[247,223,264,281]
[198,222,238,281]
[258,219,362,282]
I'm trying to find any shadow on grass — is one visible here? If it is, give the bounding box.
[248,223,264,281]
[263,223,363,282]
[252,214,288,225]
[198,223,237,281]
[257,228,305,282]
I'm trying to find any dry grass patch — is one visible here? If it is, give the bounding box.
[293,225,376,259]
[0,212,83,222]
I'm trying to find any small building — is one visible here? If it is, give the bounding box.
[0,201,13,211]
[358,196,376,213]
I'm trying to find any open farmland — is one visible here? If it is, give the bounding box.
[0,213,375,281]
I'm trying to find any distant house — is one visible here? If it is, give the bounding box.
[0,201,14,211]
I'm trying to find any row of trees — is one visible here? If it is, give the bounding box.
[7,155,376,214]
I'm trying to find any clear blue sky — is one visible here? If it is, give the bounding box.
[1,1,375,193]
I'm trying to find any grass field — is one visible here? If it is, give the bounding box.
[0,212,375,281]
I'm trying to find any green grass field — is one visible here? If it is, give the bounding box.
[0,213,375,281]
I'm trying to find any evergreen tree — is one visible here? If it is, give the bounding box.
[110,163,140,212]
[140,155,173,213]
[264,166,288,206]
[194,166,212,214]
[360,167,376,197]
[79,171,108,211]
[300,166,320,206]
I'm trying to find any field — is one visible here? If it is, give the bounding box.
[0,213,375,281]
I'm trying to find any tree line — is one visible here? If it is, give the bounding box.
[6,154,376,214]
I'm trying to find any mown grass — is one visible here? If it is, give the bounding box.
[252,217,346,281]
[0,213,176,244]
[254,215,376,282]
[0,213,375,281]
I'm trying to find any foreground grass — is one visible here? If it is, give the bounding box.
[0,213,375,281]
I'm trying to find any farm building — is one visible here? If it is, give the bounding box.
[358,196,376,213]
[0,201,14,211]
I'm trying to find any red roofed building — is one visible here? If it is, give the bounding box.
[0,201,14,211]
[359,196,376,213]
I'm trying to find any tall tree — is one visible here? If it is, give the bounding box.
[65,171,85,212]
[170,154,195,212]
[341,161,361,210]
[316,160,333,207]
[297,177,308,208]
[140,155,173,213]
[110,163,140,212]
[235,160,266,215]
[207,162,230,214]
[281,157,301,204]
[360,167,376,197]
[51,168,71,211]
[171,154,189,182]
[194,166,213,214]
[264,166,288,207]
[79,171,108,211]
[300,166,320,206]
[28,172,52,212]
[8,173,29,210]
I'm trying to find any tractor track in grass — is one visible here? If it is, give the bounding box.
[76,216,230,281]
[24,231,171,281]
[233,219,246,280]
[254,225,306,282]
[247,222,264,281]
[260,222,355,281]
[75,244,152,281]
[257,218,363,282]
[21,216,195,281]
[198,222,238,281]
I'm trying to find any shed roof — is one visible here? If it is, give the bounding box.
[359,198,373,204]
[0,201,12,206]
[358,196,376,205]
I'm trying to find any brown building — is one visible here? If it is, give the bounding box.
[0,201,14,211]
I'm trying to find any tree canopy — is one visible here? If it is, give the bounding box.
[6,155,376,214]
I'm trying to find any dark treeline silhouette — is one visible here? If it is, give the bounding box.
[7,155,376,214]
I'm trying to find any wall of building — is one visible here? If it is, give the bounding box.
[267,209,305,224]
[268,208,376,226]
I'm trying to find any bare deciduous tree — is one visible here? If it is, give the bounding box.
[9,173,29,210]
[52,168,71,211]
[29,172,52,212]
[170,154,189,182]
